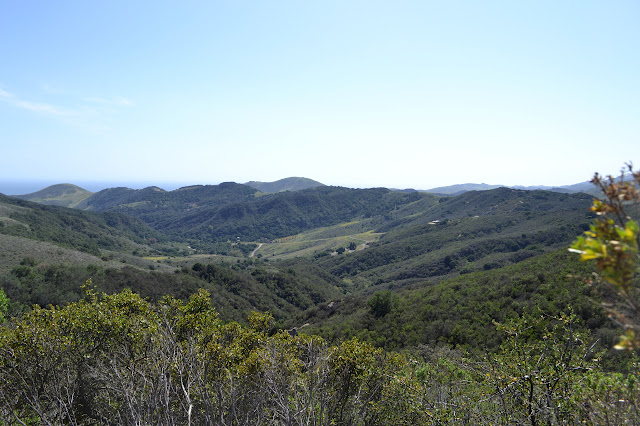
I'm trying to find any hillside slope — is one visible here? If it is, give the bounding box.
[300,188,595,289]
[0,194,168,257]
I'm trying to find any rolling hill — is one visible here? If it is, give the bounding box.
[0,179,613,352]
[33,184,431,244]
[0,194,346,323]
[162,186,432,242]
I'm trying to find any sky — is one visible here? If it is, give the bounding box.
[1,1,638,193]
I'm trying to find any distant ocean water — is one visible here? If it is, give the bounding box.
[0,180,217,195]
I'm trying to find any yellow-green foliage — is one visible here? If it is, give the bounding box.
[0,284,639,424]
[0,284,423,424]
[571,165,640,350]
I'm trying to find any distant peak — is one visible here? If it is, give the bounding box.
[143,186,166,192]
[11,183,93,208]
[244,177,325,193]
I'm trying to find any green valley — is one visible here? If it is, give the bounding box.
[1,171,639,424]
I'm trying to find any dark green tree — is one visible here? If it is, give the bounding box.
[368,290,398,318]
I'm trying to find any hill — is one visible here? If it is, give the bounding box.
[68,184,432,245]
[12,183,93,208]
[0,194,169,258]
[244,177,325,193]
[292,188,594,289]
[162,186,432,243]
[0,183,608,340]
[0,186,602,346]
[0,195,346,323]
[76,182,258,230]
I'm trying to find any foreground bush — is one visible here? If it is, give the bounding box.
[0,284,427,425]
[0,284,638,424]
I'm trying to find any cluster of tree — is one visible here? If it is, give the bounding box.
[296,250,628,358]
[0,286,638,424]
[0,258,344,325]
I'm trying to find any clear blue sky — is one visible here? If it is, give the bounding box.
[1,1,638,192]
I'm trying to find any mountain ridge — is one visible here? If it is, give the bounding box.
[423,181,599,196]
[9,175,603,208]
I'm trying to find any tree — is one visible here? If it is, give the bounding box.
[368,290,398,318]
[570,164,640,350]
[0,289,7,323]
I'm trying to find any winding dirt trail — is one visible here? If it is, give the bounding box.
[249,243,264,257]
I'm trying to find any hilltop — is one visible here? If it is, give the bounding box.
[244,177,325,193]
[12,183,93,208]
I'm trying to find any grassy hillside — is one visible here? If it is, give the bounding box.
[12,183,93,208]
[256,225,384,259]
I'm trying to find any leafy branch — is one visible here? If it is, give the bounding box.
[570,163,640,350]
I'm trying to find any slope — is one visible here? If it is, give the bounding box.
[0,194,169,257]
[300,188,594,289]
